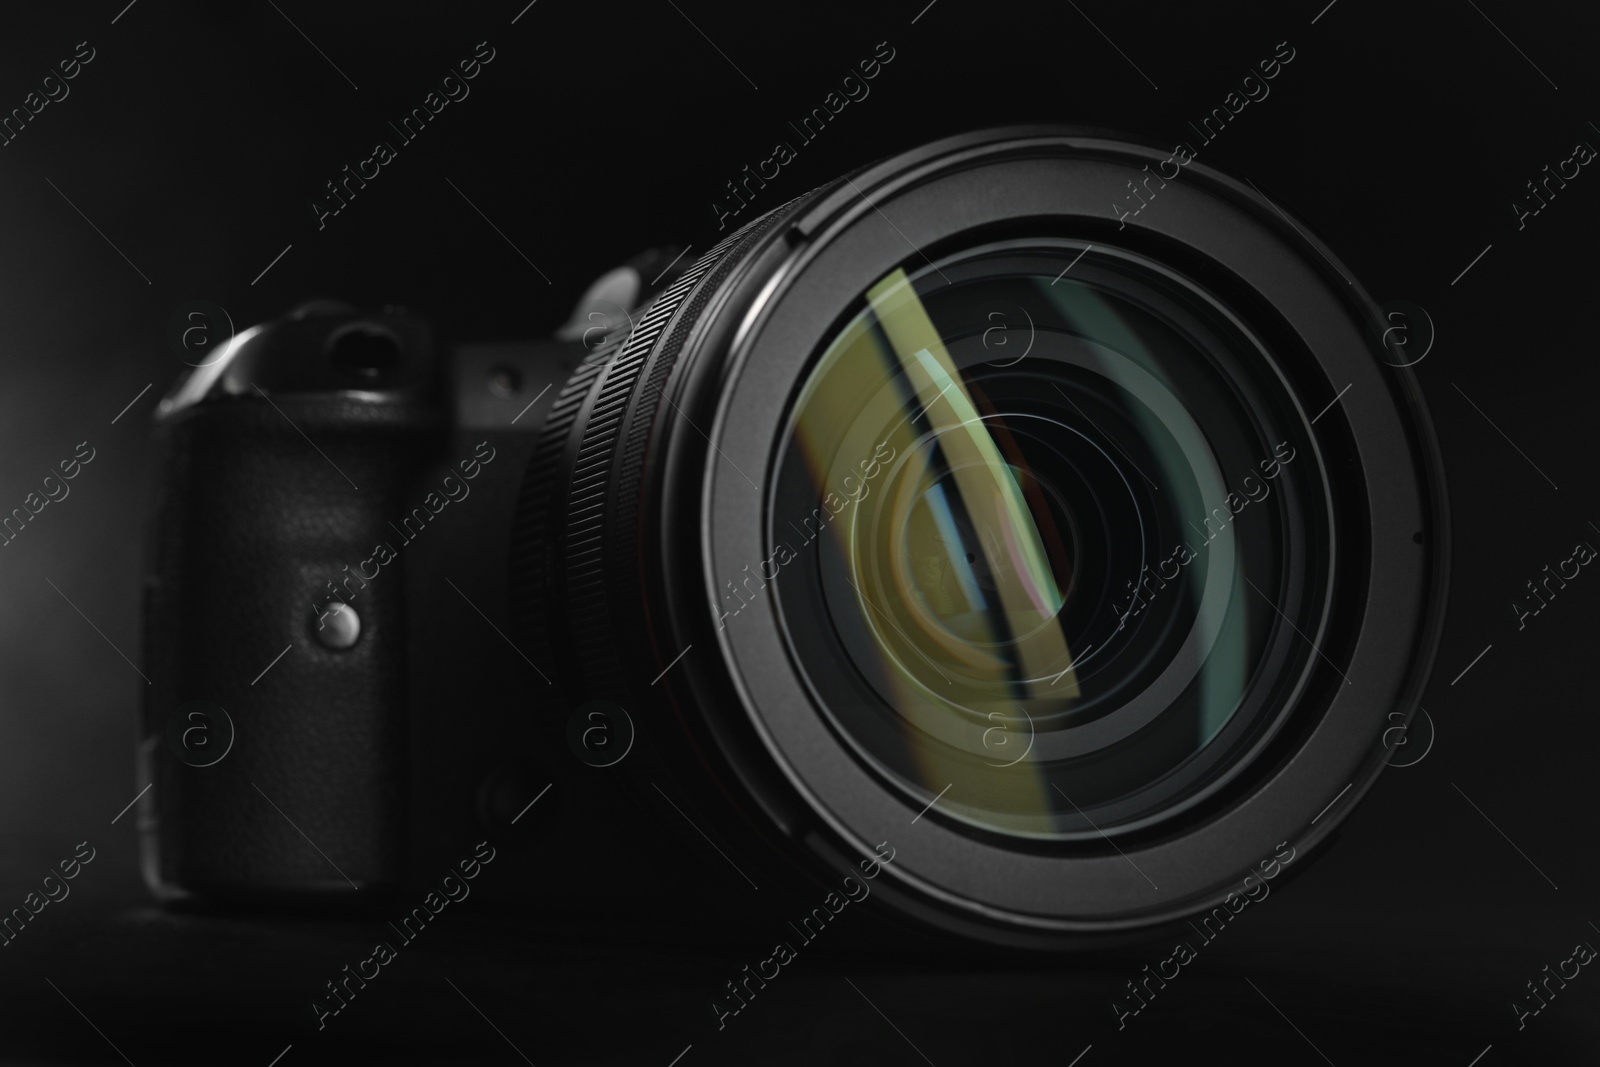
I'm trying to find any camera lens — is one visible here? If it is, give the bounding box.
[773,242,1323,841]
[512,127,1445,946]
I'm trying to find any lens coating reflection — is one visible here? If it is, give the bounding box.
[770,242,1326,842]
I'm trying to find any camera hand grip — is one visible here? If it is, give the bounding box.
[142,392,438,902]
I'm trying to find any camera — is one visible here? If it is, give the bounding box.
[139,126,1445,950]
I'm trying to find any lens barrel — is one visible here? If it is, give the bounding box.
[510,127,1446,947]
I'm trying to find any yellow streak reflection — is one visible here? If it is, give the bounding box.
[865,269,1080,697]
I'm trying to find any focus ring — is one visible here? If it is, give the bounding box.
[507,347,608,676]
[548,193,821,707]
[510,213,778,691]
[559,235,748,696]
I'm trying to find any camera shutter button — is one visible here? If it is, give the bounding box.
[313,600,362,650]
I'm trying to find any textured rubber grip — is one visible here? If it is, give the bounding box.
[143,394,438,899]
[510,194,815,702]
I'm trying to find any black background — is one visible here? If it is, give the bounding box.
[1,0,1597,1063]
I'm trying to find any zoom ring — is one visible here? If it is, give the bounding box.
[547,193,820,708]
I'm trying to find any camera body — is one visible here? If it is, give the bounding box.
[139,297,666,905]
[139,128,1445,951]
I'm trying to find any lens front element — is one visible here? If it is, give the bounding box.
[773,242,1328,842]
